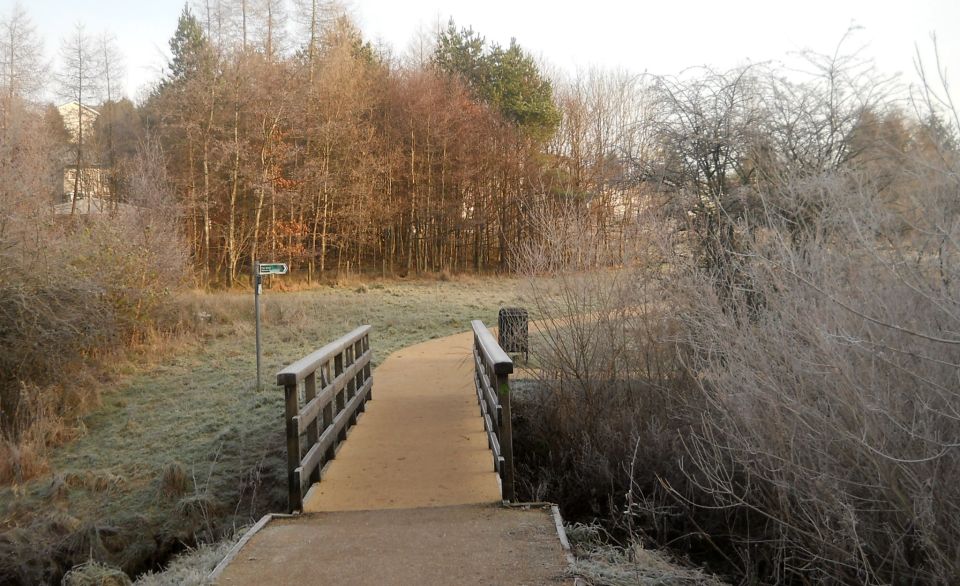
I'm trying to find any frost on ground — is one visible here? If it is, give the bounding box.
[134,537,237,586]
[566,524,726,586]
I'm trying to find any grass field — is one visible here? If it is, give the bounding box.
[0,276,526,583]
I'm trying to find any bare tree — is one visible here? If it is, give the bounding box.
[97,32,125,204]
[58,22,102,215]
[759,29,897,184]
[0,2,45,125]
[254,0,288,60]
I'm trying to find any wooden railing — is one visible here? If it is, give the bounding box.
[277,325,373,512]
[471,320,516,501]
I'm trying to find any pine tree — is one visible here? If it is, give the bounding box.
[166,4,211,84]
[434,21,559,140]
[487,39,560,139]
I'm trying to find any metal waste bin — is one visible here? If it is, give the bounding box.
[498,307,529,360]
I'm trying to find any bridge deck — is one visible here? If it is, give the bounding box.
[215,328,571,584]
[301,329,501,511]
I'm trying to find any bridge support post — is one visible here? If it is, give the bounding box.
[497,373,516,502]
[284,382,302,512]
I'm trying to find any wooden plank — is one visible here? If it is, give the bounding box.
[478,369,492,396]
[471,320,513,375]
[483,383,499,422]
[490,432,502,466]
[294,349,371,435]
[473,347,484,373]
[310,348,371,405]
[277,326,371,386]
[298,377,373,480]
[489,425,500,456]
[477,386,489,417]
[297,442,323,491]
[294,385,334,436]
[477,369,501,418]
[207,513,291,581]
[483,413,495,436]
[551,505,577,565]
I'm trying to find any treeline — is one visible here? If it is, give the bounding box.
[143,4,566,286]
[6,2,956,290]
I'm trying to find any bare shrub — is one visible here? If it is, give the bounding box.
[635,168,960,583]
[512,199,692,521]
[159,461,189,499]
[0,137,189,482]
[517,102,960,583]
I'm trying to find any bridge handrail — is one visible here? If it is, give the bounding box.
[278,326,373,512]
[471,320,515,501]
[277,325,372,385]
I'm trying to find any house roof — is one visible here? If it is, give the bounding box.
[57,101,100,117]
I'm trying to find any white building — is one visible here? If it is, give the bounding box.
[57,102,99,144]
[57,102,111,203]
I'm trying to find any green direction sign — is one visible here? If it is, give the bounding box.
[258,262,288,276]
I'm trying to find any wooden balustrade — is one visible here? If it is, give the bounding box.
[277,325,373,512]
[471,320,516,502]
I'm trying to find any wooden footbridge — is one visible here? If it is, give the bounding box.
[210,321,572,584]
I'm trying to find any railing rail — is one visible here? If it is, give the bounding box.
[277,325,373,512]
[471,320,515,501]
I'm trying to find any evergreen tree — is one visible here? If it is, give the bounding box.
[434,21,559,140]
[434,20,488,96]
[487,39,560,139]
[166,4,211,84]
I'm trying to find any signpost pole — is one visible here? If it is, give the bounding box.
[252,261,286,392]
[254,262,262,391]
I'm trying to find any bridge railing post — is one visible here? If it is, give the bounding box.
[304,372,320,486]
[283,381,302,512]
[496,372,516,502]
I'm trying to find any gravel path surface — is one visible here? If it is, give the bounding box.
[302,330,501,511]
[217,504,569,585]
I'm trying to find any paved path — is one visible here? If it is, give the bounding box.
[216,504,568,585]
[215,328,569,585]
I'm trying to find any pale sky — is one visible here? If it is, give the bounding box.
[7,0,960,105]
